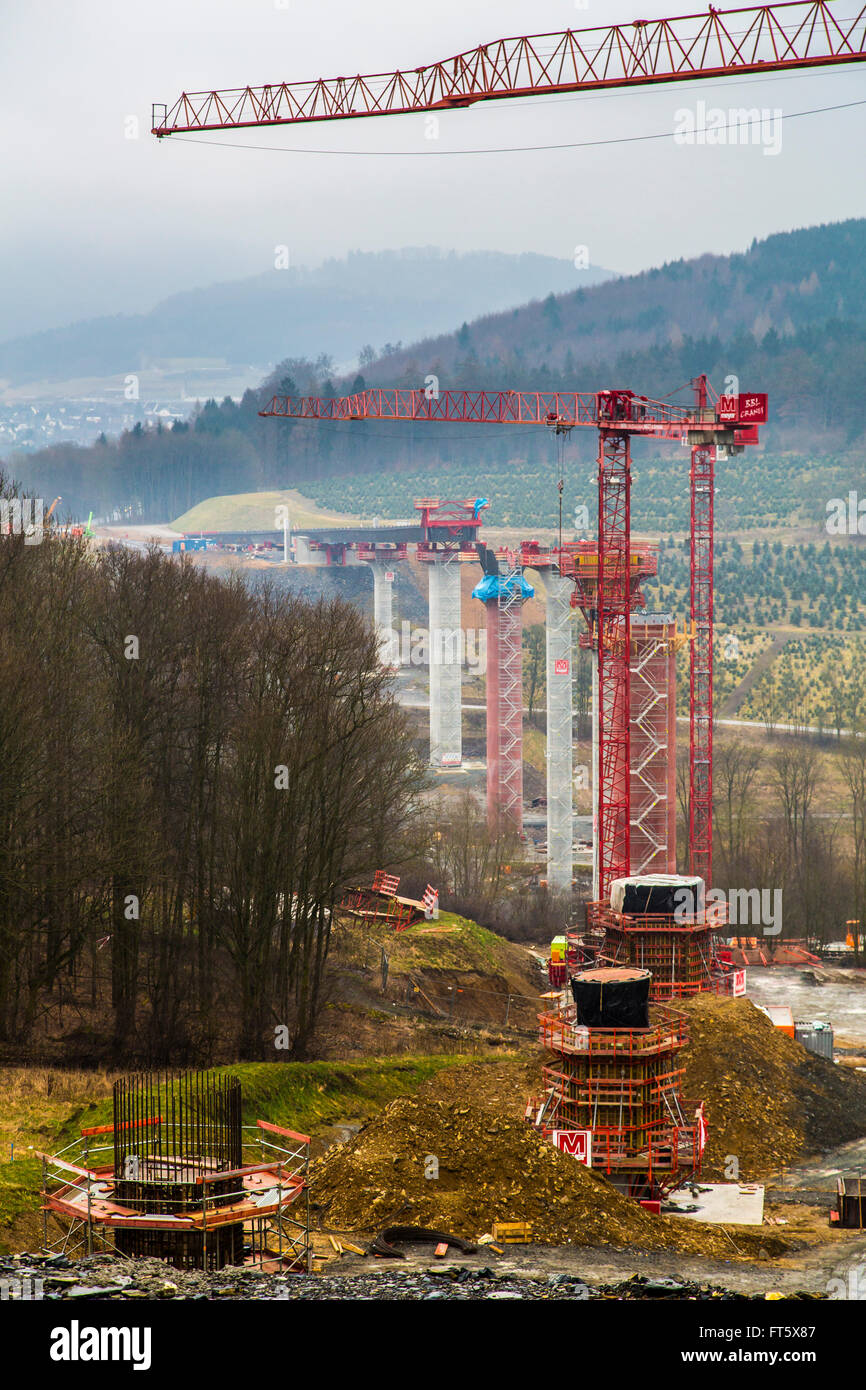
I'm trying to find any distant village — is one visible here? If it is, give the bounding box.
[0,395,188,451]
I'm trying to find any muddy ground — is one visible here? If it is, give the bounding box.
[4,1236,859,1300]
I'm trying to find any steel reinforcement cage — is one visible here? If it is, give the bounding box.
[113,1071,243,1179]
[39,1102,312,1272]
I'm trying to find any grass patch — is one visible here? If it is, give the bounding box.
[335,911,509,976]
[217,1055,473,1133]
[172,488,359,534]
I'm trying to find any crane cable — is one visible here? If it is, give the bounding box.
[167,96,866,158]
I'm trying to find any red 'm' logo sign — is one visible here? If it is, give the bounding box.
[550,1130,592,1164]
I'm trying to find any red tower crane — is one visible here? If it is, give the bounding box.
[151,0,858,887]
[259,385,765,899]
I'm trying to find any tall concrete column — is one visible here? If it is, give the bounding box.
[428,553,462,767]
[367,560,395,665]
[545,574,574,891]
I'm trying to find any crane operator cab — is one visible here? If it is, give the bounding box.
[597,389,647,424]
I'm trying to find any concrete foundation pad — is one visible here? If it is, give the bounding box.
[664,1183,765,1225]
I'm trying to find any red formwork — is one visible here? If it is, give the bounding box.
[339,873,423,931]
[530,1000,705,1191]
[587,901,728,999]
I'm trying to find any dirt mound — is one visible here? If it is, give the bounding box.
[310,1061,785,1260]
[678,994,866,1180]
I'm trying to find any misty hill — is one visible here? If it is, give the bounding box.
[7,218,865,529]
[354,218,866,385]
[0,248,611,387]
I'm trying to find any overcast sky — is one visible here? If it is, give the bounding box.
[2,0,864,340]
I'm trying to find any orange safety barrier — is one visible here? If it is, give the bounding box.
[257,1119,311,1145]
[80,1116,162,1138]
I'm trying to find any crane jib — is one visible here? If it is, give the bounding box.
[152,1,866,135]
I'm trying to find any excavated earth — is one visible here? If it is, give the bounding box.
[309,995,866,1272]
[676,993,866,1180]
[310,1059,783,1261]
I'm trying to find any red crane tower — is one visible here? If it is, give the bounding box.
[151,0,860,886]
[259,384,765,899]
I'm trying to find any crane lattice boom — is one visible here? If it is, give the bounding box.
[153,1,866,136]
[259,386,762,444]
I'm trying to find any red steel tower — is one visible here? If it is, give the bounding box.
[596,426,632,899]
[258,385,765,899]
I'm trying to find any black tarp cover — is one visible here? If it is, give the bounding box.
[571,967,651,1028]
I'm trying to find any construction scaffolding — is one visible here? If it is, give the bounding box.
[340,870,439,931]
[587,898,729,1000]
[39,1070,311,1272]
[545,573,574,891]
[630,614,679,877]
[571,537,655,903]
[474,560,533,832]
[528,968,705,1195]
[690,440,715,884]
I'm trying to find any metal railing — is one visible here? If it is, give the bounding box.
[537,1000,688,1058]
[39,1118,311,1272]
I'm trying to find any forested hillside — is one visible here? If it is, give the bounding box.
[6,219,864,525]
[355,218,866,383]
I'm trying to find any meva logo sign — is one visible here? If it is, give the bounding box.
[717,393,768,424]
[550,1130,592,1165]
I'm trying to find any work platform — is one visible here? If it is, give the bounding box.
[340,870,438,931]
[39,1074,312,1272]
